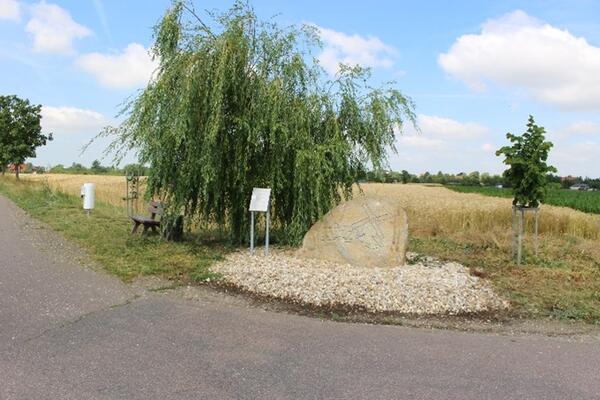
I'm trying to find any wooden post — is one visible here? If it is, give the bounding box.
[517,208,524,265]
[534,208,539,256]
[512,206,517,260]
[512,206,519,260]
[125,177,130,217]
[511,206,541,264]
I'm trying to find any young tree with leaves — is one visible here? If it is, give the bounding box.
[0,95,52,179]
[496,116,556,208]
[106,1,416,244]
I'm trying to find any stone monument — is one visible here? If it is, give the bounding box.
[298,196,408,268]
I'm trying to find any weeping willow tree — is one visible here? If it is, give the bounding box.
[109,1,416,244]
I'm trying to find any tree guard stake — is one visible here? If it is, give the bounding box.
[512,205,540,265]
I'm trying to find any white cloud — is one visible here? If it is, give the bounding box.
[26,1,91,54]
[41,106,111,134]
[393,115,600,176]
[0,0,20,21]
[76,43,156,89]
[416,114,489,139]
[555,121,600,137]
[439,10,600,111]
[549,141,600,177]
[396,114,489,148]
[390,115,499,174]
[481,143,495,152]
[398,135,445,148]
[314,25,397,75]
[390,117,600,176]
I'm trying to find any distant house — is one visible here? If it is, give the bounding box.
[7,163,28,173]
[570,183,590,191]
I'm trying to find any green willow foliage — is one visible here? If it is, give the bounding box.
[496,116,557,208]
[109,1,416,244]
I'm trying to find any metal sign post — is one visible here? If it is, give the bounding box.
[250,210,255,253]
[249,188,271,256]
[265,208,270,255]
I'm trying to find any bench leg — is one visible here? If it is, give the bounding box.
[151,225,159,234]
[141,224,149,237]
[131,221,140,235]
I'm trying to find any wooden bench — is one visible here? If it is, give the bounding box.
[131,201,164,235]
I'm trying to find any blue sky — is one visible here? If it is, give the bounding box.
[2,0,600,177]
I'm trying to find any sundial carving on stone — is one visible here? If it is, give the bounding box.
[298,196,408,268]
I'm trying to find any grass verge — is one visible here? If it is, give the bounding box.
[0,177,227,283]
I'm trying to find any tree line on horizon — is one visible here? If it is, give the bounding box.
[19,160,599,191]
[363,169,600,190]
[14,161,149,176]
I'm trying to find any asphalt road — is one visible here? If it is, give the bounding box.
[1,194,599,400]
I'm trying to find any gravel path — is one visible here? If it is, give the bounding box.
[211,250,509,315]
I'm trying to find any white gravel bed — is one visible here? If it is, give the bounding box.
[211,250,509,315]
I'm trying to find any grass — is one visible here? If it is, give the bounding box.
[448,185,600,214]
[0,176,227,283]
[3,175,600,324]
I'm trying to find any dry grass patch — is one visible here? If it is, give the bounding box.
[360,183,600,240]
[20,173,132,209]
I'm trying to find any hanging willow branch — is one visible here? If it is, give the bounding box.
[109,0,417,244]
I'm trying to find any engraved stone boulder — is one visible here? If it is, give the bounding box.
[298,196,408,268]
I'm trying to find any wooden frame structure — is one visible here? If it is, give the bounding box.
[512,205,540,265]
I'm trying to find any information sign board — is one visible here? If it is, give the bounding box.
[249,188,271,212]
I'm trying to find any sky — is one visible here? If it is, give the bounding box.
[1,0,600,177]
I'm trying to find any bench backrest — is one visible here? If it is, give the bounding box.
[149,201,164,219]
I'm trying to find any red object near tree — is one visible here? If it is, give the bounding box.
[7,163,27,173]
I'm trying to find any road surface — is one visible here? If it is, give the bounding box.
[1,194,599,400]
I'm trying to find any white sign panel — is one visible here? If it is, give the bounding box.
[249,188,271,212]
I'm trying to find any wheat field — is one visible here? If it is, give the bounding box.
[19,174,600,242]
[361,183,600,240]
[21,173,141,210]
